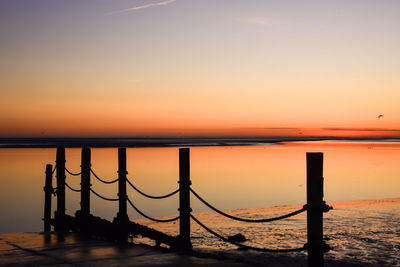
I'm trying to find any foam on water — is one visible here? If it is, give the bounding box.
[133,198,400,266]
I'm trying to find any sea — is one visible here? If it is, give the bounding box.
[0,140,399,266]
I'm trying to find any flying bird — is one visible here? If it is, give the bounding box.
[378,114,384,119]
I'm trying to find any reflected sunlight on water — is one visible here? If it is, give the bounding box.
[0,141,399,234]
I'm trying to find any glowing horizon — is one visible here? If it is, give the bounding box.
[1,127,400,139]
[1,0,400,138]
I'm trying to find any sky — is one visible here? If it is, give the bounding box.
[1,0,400,137]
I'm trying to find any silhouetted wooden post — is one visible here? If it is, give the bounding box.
[43,164,53,232]
[306,152,324,267]
[179,148,192,251]
[80,148,91,234]
[55,147,66,231]
[114,147,129,242]
[80,148,91,217]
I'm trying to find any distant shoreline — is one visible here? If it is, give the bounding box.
[0,136,399,148]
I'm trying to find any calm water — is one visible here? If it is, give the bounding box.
[0,141,399,264]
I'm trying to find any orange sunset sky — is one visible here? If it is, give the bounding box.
[1,0,400,138]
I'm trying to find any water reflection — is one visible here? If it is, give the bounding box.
[0,142,399,233]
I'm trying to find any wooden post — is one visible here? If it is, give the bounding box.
[43,164,53,232]
[114,147,129,242]
[55,147,66,231]
[80,148,91,217]
[118,148,128,220]
[79,148,91,235]
[179,148,192,251]
[306,152,324,267]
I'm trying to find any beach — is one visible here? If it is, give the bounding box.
[134,198,400,266]
[1,198,398,266]
[0,142,399,266]
[0,232,252,266]
[2,0,400,265]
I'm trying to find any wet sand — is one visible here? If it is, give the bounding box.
[0,232,252,266]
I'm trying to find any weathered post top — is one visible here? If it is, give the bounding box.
[306,152,323,203]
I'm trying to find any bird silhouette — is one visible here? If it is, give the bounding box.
[378,114,384,119]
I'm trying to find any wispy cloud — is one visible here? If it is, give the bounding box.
[238,16,289,29]
[110,0,176,15]
[244,127,300,130]
[323,128,400,132]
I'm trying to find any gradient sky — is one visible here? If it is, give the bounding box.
[1,0,400,137]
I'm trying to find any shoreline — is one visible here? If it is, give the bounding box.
[1,198,399,266]
[1,136,400,148]
[0,232,366,267]
[0,232,253,266]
